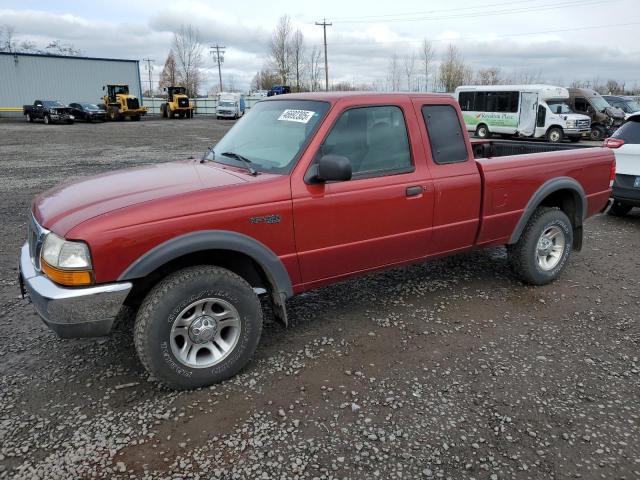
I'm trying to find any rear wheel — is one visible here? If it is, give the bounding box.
[508,207,573,285]
[161,104,168,119]
[26,113,33,123]
[475,124,491,139]
[133,265,263,389]
[590,125,606,141]
[546,127,564,143]
[608,200,632,217]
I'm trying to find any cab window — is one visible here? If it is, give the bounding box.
[320,106,412,178]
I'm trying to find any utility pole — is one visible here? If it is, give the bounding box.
[315,19,332,91]
[210,44,226,93]
[143,58,154,113]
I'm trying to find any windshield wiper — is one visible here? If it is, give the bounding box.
[200,146,215,163]
[221,151,258,176]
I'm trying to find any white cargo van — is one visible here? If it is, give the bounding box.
[216,92,246,119]
[455,85,591,143]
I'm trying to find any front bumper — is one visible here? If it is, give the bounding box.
[50,114,74,123]
[612,174,640,207]
[565,128,590,136]
[19,243,132,338]
[216,111,236,118]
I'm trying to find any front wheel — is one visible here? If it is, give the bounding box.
[44,115,51,125]
[590,125,606,141]
[546,127,564,143]
[508,207,573,285]
[133,266,263,389]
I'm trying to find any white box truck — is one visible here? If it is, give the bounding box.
[216,92,246,119]
[455,85,591,143]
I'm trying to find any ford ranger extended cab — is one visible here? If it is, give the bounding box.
[19,93,615,389]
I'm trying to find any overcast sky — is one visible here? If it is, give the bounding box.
[1,0,639,93]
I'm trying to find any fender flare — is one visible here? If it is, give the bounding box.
[118,230,293,298]
[508,176,587,245]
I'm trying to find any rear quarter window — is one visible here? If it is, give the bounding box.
[421,105,468,164]
[612,117,640,144]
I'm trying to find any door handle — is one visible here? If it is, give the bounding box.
[406,186,423,197]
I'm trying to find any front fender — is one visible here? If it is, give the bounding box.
[118,230,293,298]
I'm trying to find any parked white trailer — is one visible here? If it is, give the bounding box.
[455,84,591,143]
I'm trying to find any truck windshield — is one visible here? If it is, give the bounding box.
[206,100,330,174]
[590,95,610,111]
[625,99,640,112]
[42,101,65,108]
[219,101,235,107]
[546,101,573,114]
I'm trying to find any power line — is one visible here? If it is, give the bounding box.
[324,0,541,21]
[308,21,640,48]
[315,19,332,91]
[330,0,615,24]
[210,44,225,92]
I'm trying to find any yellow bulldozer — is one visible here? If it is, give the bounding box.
[161,86,195,119]
[101,84,147,121]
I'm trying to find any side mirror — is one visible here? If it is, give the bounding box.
[555,106,562,114]
[310,155,352,183]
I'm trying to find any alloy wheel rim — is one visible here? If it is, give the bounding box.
[536,225,566,271]
[170,298,241,368]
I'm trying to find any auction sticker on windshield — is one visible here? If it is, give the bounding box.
[278,109,315,123]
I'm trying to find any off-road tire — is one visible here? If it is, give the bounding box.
[508,207,573,285]
[546,127,564,143]
[133,265,263,390]
[475,124,491,139]
[608,200,632,217]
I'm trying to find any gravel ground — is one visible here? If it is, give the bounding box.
[0,117,638,480]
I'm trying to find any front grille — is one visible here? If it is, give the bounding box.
[126,98,140,110]
[577,119,590,128]
[27,214,47,271]
[178,97,189,108]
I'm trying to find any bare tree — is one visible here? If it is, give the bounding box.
[290,29,305,92]
[158,51,178,90]
[387,53,401,91]
[0,24,16,52]
[421,39,434,92]
[172,25,203,97]
[269,15,293,85]
[45,40,81,56]
[438,44,469,92]
[252,68,280,91]
[403,53,416,91]
[476,67,503,85]
[307,46,322,92]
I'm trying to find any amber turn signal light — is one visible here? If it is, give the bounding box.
[41,260,93,286]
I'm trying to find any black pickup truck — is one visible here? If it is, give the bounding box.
[23,100,75,124]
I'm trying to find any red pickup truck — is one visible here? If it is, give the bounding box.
[19,93,614,389]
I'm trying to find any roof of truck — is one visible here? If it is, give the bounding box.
[264,92,453,102]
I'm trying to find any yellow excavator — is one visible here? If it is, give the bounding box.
[101,84,147,121]
[161,86,195,119]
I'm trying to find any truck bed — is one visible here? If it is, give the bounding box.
[471,139,593,159]
[473,145,614,247]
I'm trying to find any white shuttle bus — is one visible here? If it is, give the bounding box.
[455,85,591,143]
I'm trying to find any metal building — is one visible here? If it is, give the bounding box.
[0,52,143,117]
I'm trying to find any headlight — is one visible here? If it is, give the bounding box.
[566,120,577,128]
[41,233,93,286]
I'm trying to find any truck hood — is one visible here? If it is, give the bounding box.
[33,160,255,235]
